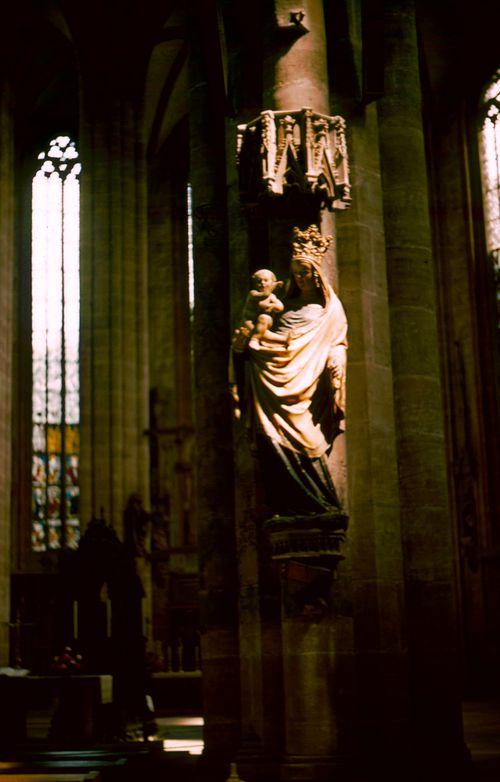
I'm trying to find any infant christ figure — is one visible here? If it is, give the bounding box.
[241,269,284,351]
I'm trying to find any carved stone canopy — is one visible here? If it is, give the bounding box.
[236,107,351,211]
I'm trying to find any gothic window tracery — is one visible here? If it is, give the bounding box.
[31,136,81,552]
[479,68,500,324]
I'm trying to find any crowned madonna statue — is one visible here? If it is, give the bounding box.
[233,225,348,521]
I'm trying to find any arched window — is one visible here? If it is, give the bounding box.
[31,136,81,552]
[479,68,500,324]
[187,182,194,312]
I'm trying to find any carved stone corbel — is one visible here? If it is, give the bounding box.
[236,107,351,211]
[263,513,348,615]
[263,510,348,571]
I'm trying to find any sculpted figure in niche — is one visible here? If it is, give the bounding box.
[232,225,347,516]
[236,269,284,351]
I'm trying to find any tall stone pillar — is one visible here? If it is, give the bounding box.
[263,0,329,114]
[148,169,192,545]
[377,0,464,765]
[189,36,241,761]
[79,77,152,637]
[336,99,410,764]
[254,1,353,776]
[79,87,150,536]
[227,164,284,772]
[0,79,14,665]
[148,164,196,651]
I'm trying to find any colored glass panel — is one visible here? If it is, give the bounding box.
[32,454,46,486]
[48,454,61,485]
[65,455,79,486]
[48,519,62,550]
[32,521,46,552]
[66,519,80,550]
[33,425,45,453]
[32,488,46,521]
[66,486,80,518]
[65,425,79,453]
[47,425,62,453]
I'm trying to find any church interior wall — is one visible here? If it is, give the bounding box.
[0,0,499,778]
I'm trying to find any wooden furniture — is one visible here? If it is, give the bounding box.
[0,676,113,745]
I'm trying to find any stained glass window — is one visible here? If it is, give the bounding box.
[479,69,500,325]
[187,183,194,312]
[31,136,81,552]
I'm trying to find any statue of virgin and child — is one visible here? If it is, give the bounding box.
[232,224,348,518]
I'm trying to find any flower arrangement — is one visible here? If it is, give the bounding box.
[51,646,84,674]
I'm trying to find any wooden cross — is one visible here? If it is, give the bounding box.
[5,609,36,668]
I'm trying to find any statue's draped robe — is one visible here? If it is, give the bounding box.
[247,287,347,514]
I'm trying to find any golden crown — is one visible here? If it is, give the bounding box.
[292,225,332,264]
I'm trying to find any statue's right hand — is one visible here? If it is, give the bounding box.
[232,322,252,353]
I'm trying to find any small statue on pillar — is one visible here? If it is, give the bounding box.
[124,493,150,559]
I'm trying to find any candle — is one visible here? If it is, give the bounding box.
[73,601,78,639]
[106,599,112,638]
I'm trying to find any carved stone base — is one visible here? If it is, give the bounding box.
[263,510,348,564]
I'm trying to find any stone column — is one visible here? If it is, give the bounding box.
[259,1,353,775]
[189,39,241,760]
[262,0,337,278]
[221,4,286,768]
[377,0,463,764]
[336,98,409,763]
[263,0,329,114]
[148,163,196,651]
[148,170,191,544]
[79,79,151,636]
[227,116,285,770]
[79,88,150,536]
[0,79,14,665]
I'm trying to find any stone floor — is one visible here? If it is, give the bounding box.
[3,701,499,780]
[155,703,500,781]
[463,700,500,781]
[154,702,500,778]
[154,715,204,756]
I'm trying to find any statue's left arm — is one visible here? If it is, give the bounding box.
[325,295,348,416]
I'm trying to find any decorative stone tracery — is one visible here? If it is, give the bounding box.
[236,107,351,210]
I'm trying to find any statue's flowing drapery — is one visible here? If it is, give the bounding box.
[247,286,347,514]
